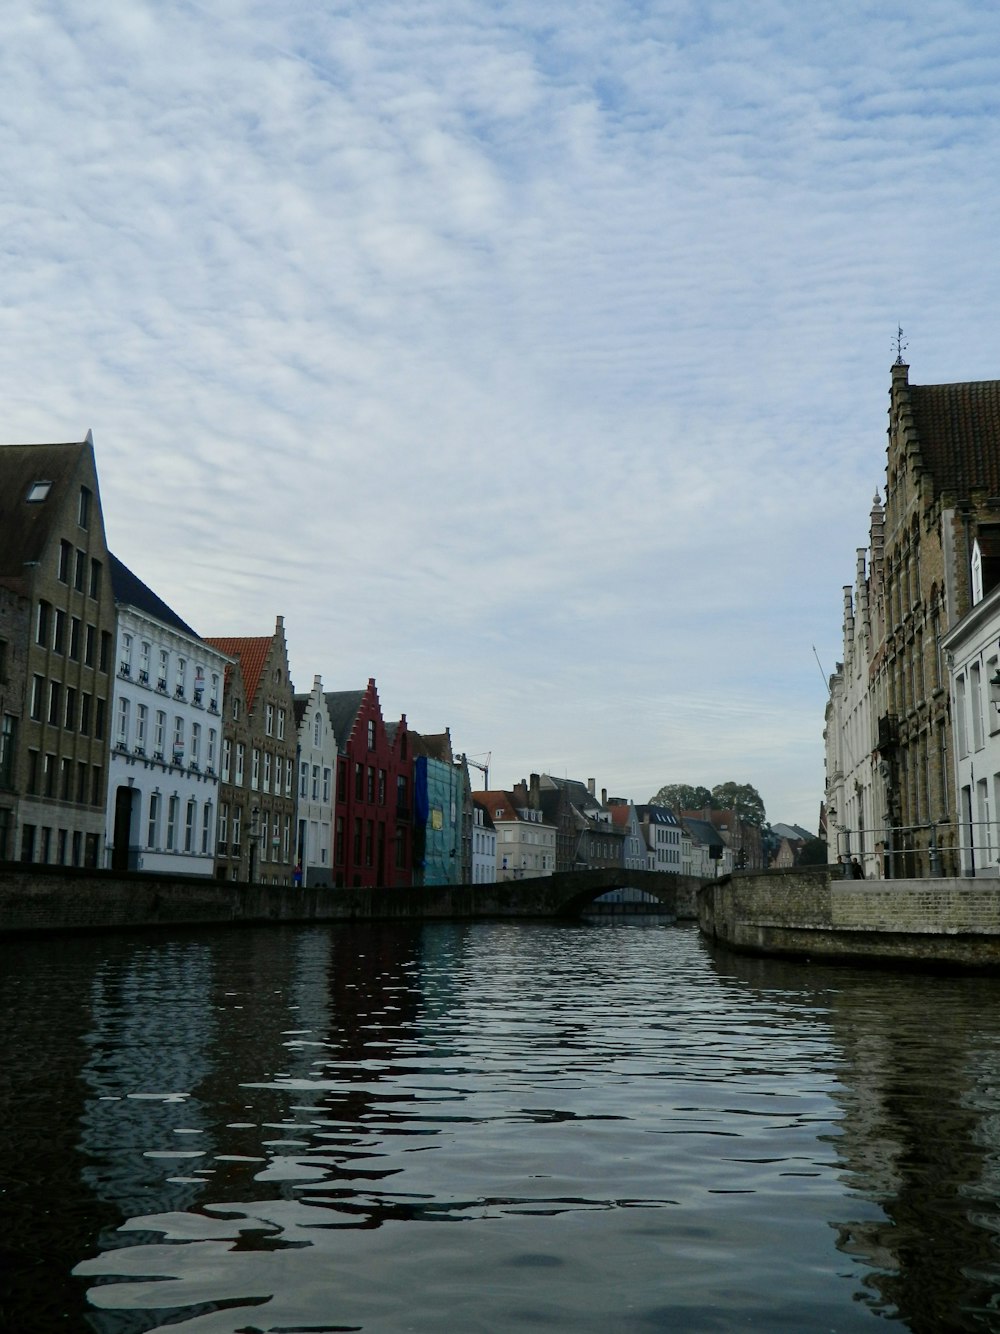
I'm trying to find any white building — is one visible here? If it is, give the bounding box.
[479,788,556,880]
[942,539,1000,877]
[824,496,886,877]
[293,674,336,887]
[636,804,682,873]
[471,800,497,883]
[105,556,229,875]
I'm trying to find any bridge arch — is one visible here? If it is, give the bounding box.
[542,868,701,918]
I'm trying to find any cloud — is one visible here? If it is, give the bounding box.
[2,0,1000,826]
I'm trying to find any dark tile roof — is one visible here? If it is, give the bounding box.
[909,380,1000,496]
[110,553,199,639]
[0,440,88,577]
[324,689,366,754]
[410,730,453,763]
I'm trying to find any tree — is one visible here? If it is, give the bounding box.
[649,783,713,812]
[797,837,828,866]
[711,781,766,827]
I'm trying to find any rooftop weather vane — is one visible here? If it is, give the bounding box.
[894,325,908,365]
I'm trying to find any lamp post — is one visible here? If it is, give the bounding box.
[248,805,260,884]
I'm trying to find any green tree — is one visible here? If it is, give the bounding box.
[649,783,714,812]
[797,837,828,866]
[711,781,766,826]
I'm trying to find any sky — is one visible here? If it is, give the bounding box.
[3,1,1000,830]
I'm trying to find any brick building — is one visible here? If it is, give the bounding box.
[326,678,412,887]
[206,617,297,884]
[826,361,1000,876]
[0,435,117,865]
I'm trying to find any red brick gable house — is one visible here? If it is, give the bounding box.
[325,678,412,887]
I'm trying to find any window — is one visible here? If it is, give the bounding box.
[285,758,293,796]
[210,672,220,710]
[119,632,132,676]
[90,764,103,805]
[76,761,86,803]
[323,767,332,803]
[30,675,44,721]
[80,693,92,735]
[173,716,184,762]
[85,624,95,667]
[335,816,344,864]
[116,696,129,745]
[191,722,201,768]
[100,631,111,673]
[367,766,375,803]
[252,748,260,790]
[263,750,271,792]
[207,728,216,770]
[89,558,101,599]
[300,762,309,798]
[78,486,91,529]
[355,762,363,800]
[222,738,231,782]
[27,749,39,794]
[74,549,85,593]
[313,712,321,746]
[69,617,80,662]
[218,803,228,850]
[47,681,61,726]
[175,657,186,697]
[139,641,150,681]
[159,648,169,690]
[154,709,165,755]
[232,696,241,721]
[378,769,386,805]
[367,719,375,750]
[235,742,245,786]
[166,795,178,850]
[201,802,212,854]
[147,793,160,848]
[185,799,196,852]
[232,805,241,851]
[277,708,285,740]
[312,765,320,800]
[265,703,274,736]
[36,600,50,646]
[51,609,66,655]
[26,480,51,502]
[0,715,15,789]
[57,541,71,583]
[135,703,147,751]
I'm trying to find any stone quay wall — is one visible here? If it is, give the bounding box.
[0,864,700,936]
[698,867,1000,967]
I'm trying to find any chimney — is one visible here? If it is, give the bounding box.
[514,779,529,808]
[601,787,607,807]
[587,778,595,796]
[529,773,540,809]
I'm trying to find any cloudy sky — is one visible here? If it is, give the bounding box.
[3,1,1000,828]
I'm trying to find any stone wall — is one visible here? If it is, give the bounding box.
[698,868,1000,967]
[0,864,701,935]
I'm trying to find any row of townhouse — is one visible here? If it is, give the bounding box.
[473,772,737,881]
[824,360,1000,878]
[0,434,492,887]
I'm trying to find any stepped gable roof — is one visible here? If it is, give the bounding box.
[110,553,199,639]
[0,439,88,578]
[324,689,367,753]
[909,378,1000,496]
[204,635,272,705]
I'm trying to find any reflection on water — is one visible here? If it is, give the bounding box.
[3,922,1000,1329]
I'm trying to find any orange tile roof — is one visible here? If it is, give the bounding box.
[204,635,272,707]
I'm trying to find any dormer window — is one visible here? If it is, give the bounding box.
[26,480,52,502]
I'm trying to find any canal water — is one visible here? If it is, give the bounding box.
[4,920,1000,1332]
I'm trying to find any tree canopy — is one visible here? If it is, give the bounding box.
[649,781,766,826]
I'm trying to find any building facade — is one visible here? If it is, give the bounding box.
[293,675,337,888]
[206,617,298,884]
[411,730,463,886]
[478,784,556,880]
[326,679,412,888]
[0,435,118,866]
[105,555,227,874]
[471,800,497,883]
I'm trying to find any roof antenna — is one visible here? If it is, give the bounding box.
[893,325,908,365]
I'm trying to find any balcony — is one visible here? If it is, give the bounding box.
[877,714,899,752]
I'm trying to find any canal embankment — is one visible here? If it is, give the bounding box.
[698,866,1000,968]
[0,864,700,934]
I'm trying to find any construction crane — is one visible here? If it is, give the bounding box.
[459,752,491,789]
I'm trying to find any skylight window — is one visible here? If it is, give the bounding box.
[26,480,52,502]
